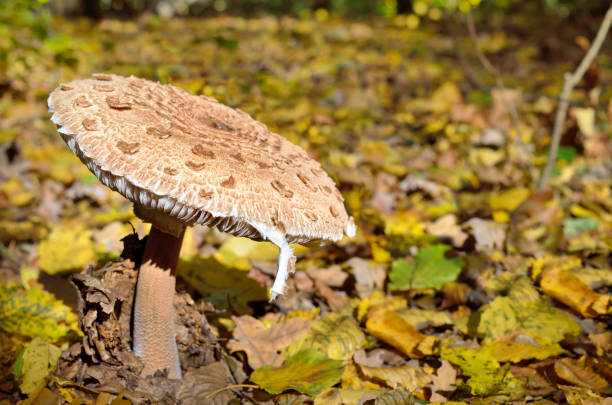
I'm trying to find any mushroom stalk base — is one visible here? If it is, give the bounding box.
[133,225,185,379]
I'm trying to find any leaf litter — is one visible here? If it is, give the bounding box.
[1,5,612,405]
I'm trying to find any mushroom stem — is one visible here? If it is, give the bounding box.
[270,241,295,302]
[133,224,185,379]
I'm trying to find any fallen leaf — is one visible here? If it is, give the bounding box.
[395,308,452,329]
[178,255,268,313]
[345,257,385,298]
[251,349,344,396]
[365,310,438,358]
[441,346,521,396]
[466,218,505,251]
[554,356,608,392]
[488,187,530,212]
[477,296,581,343]
[426,214,468,247]
[482,335,565,363]
[287,312,367,360]
[176,361,237,405]
[428,360,457,402]
[227,315,312,369]
[0,284,80,341]
[357,363,431,392]
[539,267,611,317]
[14,338,62,395]
[38,225,96,274]
[388,244,463,291]
[306,265,348,288]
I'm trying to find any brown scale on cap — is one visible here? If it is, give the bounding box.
[48,73,354,244]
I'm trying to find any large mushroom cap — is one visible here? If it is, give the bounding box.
[48,74,355,245]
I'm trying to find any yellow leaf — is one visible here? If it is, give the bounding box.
[287,312,367,360]
[177,255,267,313]
[216,236,308,268]
[341,361,383,390]
[540,267,611,317]
[396,308,452,328]
[0,179,36,206]
[371,243,391,263]
[0,284,80,341]
[366,310,438,358]
[14,338,61,395]
[482,335,565,363]
[441,346,522,396]
[469,148,505,167]
[38,225,96,274]
[357,291,407,322]
[384,211,426,238]
[251,349,344,396]
[477,296,581,343]
[573,107,595,138]
[488,187,530,211]
[357,363,431,392]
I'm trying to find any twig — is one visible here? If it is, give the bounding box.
[538,3,612,190]
[465,11,521,132]
[205,384,259,400]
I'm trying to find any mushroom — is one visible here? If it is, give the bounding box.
[48,74,355,379]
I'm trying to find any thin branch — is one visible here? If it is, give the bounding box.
[205,384,259,400]
[465,11,521,131]
[538,3,612,190]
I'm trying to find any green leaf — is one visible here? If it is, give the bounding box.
[14,338,62,395]
[0,284,80,341]
[563,217,599,237]
[251,349,345,396]
[388,245,462,291]
[286,312,367,360]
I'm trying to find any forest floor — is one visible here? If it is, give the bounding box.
[1,9,611,405]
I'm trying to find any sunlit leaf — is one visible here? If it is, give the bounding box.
[251,349,344,396]
[477,296,581,343]
[365,310,438,358]
[441,346,522,396]
[14,337,61,395]
[38,225,96,274]
[228,315,312,369]
[388,245,462,291]
[287,312,367,360]
[0,284,80,341]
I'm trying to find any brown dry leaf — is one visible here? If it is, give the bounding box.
[176,361,237,405]
[428,359,457,402]
[466,218,505,251]
[554,356,608,392]
[345,257,386,298]
[365,310,438,358]
[540,267,611,317]
[589,332,611,357]
[511,366,556,397]
[227,315,312,369]
[426,214,468,247]
[353,349,405,368]
[306,265,348,288]
[313,278,350,312]
[560,385,609,405]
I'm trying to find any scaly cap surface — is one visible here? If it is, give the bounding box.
[48,74,355,245]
